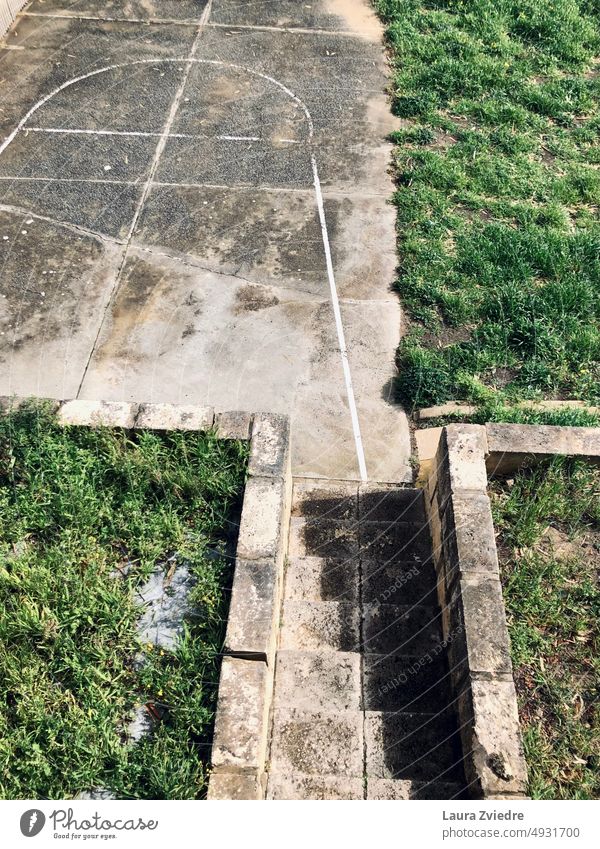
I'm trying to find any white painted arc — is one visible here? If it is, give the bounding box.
[0,59,315,157]
[0,53,369,481]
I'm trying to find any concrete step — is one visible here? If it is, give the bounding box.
[280,599,360,652]
[291,480,358,521]
[367,778,468,800]
[290,482,426,524]
[267,772,364,800]
[365,711,465,783]
[285,555,359,603]
[359,486,427,523]
[269,709,364,778]
[288,517,431,564]
[272,650,361,713]
[362,558,438,606]
[359,520,432,565]
[363,653,452,712]
[267,480,467,799]
[363,603,443,655]
[288,517,358,562]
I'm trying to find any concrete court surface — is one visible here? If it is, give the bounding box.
[0,0,411,481]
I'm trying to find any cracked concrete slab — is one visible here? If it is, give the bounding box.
[0,0,410,481]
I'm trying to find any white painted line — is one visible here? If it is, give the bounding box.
[0,176,139,184]
[311,153,368,482]
[26,127,262,142]
[26,127,163,137]
[123,3,213,246]
[218,135,260,142]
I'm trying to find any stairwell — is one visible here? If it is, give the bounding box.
[266,480,468,800]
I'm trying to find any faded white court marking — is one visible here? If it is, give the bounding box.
[0,47,369,478]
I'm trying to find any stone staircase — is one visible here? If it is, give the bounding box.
[266,480,467,800]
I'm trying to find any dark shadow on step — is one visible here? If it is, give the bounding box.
[359,486,468,799]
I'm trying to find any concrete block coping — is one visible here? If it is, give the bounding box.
[416,399,600,422]
[419,421,600,799]
[0,396,292,801]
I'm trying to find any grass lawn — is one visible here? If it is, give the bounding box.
[490,458,599,799]
[0,402,247,800]
[374,0,600,414]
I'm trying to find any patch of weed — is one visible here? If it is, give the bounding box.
[0,401,247,799]
[490,458,600,799]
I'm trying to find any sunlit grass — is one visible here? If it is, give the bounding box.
[490,457,600,799]
[0,401,247,799]
[374,0,600,412]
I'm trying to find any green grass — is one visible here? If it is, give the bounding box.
[0,401,248,800]
[374,0,600,412]
[490,457,600,799]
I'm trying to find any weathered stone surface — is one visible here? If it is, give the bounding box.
[445,575,512,679]
[207,773,264,800]
[279,600,360,652]
[359,484,426,523]
[267,773,363,800]
[363,603,442,655]
[236,477,284,562]
[287,517,358,561]
[417,402,477,421]
[362,558,437,607]
[365,711,464,781]
[517,399,599,413]
[58,400,137,428]
[441,490,500,588]
[458,677,528,797]
[224,558,279,662]
[426,496,444,579]
[367,779,467,800]
[248,413,290,479]
[135,402,214,431]
[269,709,364,777]
[363,654,452,712]
[415,427,443,486]
[284,555,359,603]
[0,395,61,414]
[211,657,271,774]
[359,521,431,566]
[366,779,412,800]
[214,410,253,440]
[292,480,358,520]
[486,423,600,476]
[273,650,361,712]
[436,425,488,505]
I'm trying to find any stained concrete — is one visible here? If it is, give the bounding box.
[0,0,410,480]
